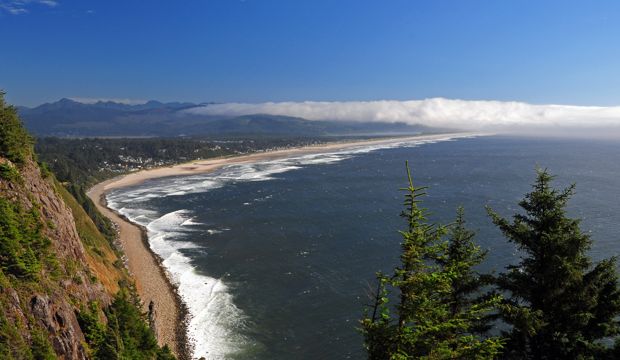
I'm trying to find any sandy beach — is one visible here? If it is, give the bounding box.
[100,133,468,190]
[87,185,190,358]
[86,132,467,358]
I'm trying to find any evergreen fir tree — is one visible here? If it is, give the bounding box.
[0,89,33,167]
[359,162,504,359]
[487,165,620,359]
[437,206,498,340]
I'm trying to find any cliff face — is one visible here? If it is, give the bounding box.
[0,155,111,359]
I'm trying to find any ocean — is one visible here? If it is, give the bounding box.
[106,135,620,359]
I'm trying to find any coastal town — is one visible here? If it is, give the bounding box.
[39,136,368,175]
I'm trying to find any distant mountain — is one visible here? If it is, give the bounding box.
[17,98,445,137]
[90,100,139,112]
[19,98,199,114]
[89,100,196,112]
[17,98,203,135]
[189,115,352,135]
[21,98,94,115]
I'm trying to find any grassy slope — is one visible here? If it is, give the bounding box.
[54,179,129,294]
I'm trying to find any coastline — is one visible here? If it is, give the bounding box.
[88,184,192,359]
[86,132,469,358]
[100,133,469,191]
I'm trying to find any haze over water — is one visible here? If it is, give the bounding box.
[106,135,620,359]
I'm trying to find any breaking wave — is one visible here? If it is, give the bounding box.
[105,134,477,358]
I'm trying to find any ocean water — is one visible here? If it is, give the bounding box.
[106,135,620,359]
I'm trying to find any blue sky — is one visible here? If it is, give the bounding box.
[2,0,620,107]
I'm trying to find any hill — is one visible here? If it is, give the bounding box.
[18,99,441,137]
[18,98,203,136]
[20,98,198,115]
[1,92,180,358]
[180,114,351,135]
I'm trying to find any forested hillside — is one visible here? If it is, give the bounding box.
[0,91,181,359]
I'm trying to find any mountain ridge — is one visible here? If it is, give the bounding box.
[19,98,203,115]
[17,98,442,137]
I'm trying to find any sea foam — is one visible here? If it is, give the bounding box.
[103,205,253,359]
[106,134,477,358]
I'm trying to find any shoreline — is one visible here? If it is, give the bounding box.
[86,132,469,358]
[100,133,469,191]
[89,186,192,359]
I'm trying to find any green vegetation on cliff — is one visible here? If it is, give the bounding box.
[0,92,59,283]
[53,180,127,293]
[0,189,60,360]
[0,90,33,167]
[0,90,178,359]
[0,194,59,281]
[77,290,176,360]
[63,184,117,243]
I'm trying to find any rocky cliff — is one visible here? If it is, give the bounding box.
[0,90,179,360]
[0,155,112,359]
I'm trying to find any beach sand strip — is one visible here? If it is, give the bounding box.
[86,132,468,358]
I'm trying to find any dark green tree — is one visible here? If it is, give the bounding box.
[437,205,498,340]
[360,162,504,359]
[77,288,177,360]
[487,165,620,359]
[0,89,33,167]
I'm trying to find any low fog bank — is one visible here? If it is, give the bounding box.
[182,98,620,138]
[495,126,620,139]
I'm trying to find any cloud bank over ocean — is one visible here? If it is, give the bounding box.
[182,98,620,133]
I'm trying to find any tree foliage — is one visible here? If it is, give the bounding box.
[437,206,498,339]
[487,165,620,359]
[0,90,174,359]
[34,134,359,189]
[77,287,177,360]
[0,316,58,360]
[0,89,33,167]
[0,196,58,281]
[359,162,504,359]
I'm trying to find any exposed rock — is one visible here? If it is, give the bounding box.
[31,295,55,333]
[4,288,30,342]
[0,155,112,359]
[149,300,161,340]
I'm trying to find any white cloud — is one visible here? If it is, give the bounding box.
[38,0,57,7]
[70,98,148,105]
[1,0,56,14]
[1,3,26,13]
[181,98,620,131]
[5,6,26,13]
